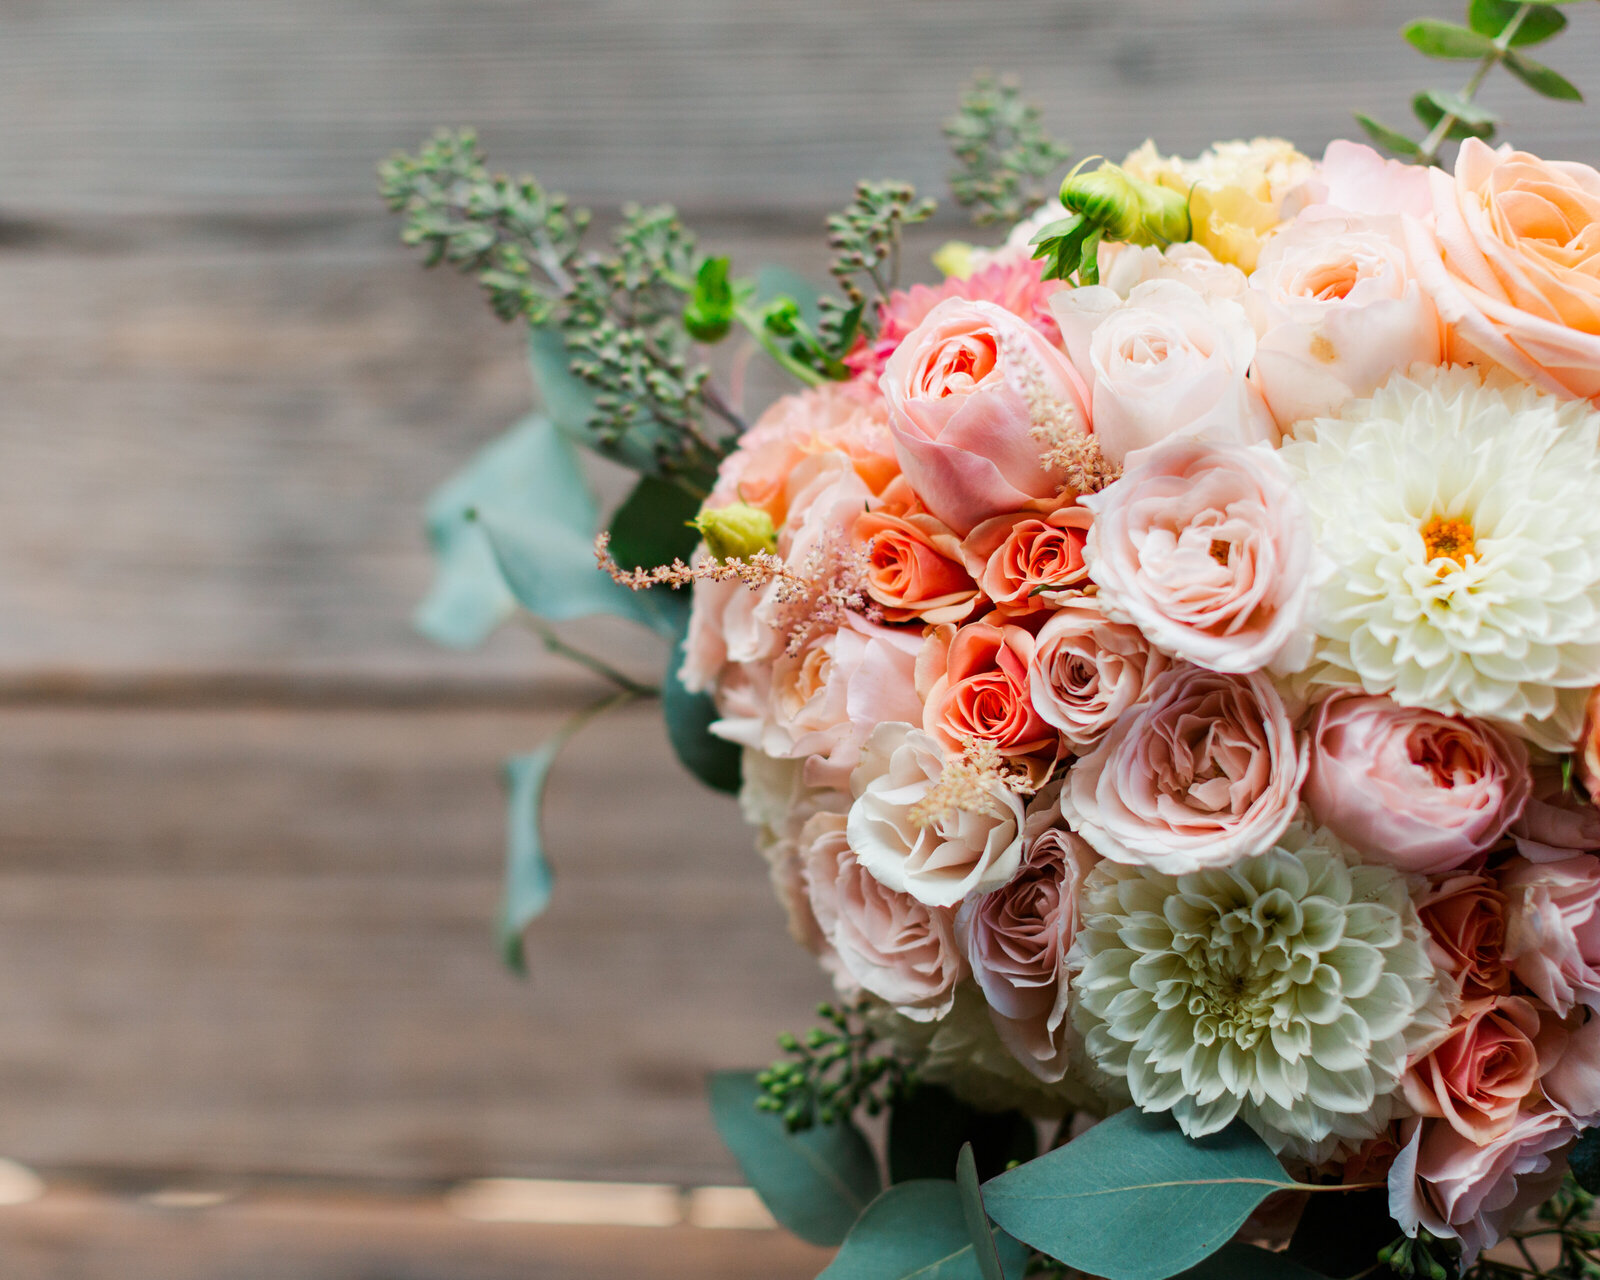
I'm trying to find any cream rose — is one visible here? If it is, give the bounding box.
[1027,594,1169,754]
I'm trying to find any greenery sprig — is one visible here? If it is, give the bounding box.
[1357,0,1588,168]
[944,72,1072,228]
[755,1001,913,1132]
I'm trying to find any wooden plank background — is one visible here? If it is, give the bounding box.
[2,1,1599,1274]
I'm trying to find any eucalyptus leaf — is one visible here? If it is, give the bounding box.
[1411,90,1499,140]
[981,1108,1294,1280]
[957,1145,1008,1280]
[662,609,741,793]
[1570,1126,1600,1193]
[819,1180,1030,1280]
[1504,48,1584,100]
[1468,0,1568,43]
[888,1084,1038,1184]
[498,746,558,972]
[607,475,703,573]
[527,325,668,475]
[1402,18,1496,58]
[1175,1243,1333,1280]
[708,1070,881,1246]
[1353,114,1423,160]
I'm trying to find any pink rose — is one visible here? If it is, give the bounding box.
[1416,872,1510,1002]
[1308,140,1434,220]
[1051,278,1278,466]
[956,785,1098,1081]
[1541,1010,1600,1127]
[1501,853,1600,1015]
[1248,211,1442,429]
[881,297,1089,535]
[1511,766,1600,862]
[960,503,1094,618]
[1062,665,1306,873]
[801,810,964,1021]
[921,620,1057,760]
[1303,693,1532,874]
[1082,437,1322,674]
[1407,139,1600,404]
[1390,1109,1575,1262]
[1026,595,1169,754]
[1401,996,1549,1145]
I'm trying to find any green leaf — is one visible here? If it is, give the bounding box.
[755,264,825,333]
[1353,114,1424,161]
[1468,0,1568,43]
[1403,18,1496,58]
[497,744,560,972]
[662,607,741,793]
[957,1145,1007,1280]
[1175,1243,1334,1280]
[981,1109,1293,1280]
[1504,48,1584,100]
[888,1084,1037,1184]
[1411,90,1499,141]
[820,1181,1031,1280]
[607,475,703,573]
[1570,1127,1600,1193]
[1286,1187,1397,1278]
[414,413,594,649]
[708,1070,881,1246]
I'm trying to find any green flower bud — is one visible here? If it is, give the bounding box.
[690,502,777,562]
[1061,161,1191,248]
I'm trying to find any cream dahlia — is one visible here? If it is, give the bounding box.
[1069,824,1447,1157]
[1279,367,1600,749]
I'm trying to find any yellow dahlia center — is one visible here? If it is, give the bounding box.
[1420,514,1478,569]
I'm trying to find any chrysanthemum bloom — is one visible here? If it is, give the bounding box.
[1069,825,1446,1156]
[1279,367,1600,750]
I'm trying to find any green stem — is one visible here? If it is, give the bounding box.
[734,306,827,387]
[521,617,661,697]
[1417,3,1534,166]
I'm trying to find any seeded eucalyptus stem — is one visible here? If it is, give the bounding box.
[1417,3,1533,165]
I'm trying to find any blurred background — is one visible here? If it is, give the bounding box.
[1,1,1598,1276]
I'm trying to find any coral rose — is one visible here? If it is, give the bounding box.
[1408,139,1600,404]
[960,503,1093,617]
[881,297,1089,535]
[801,810,963,1021]
[1401,996,1549,1145]
[1061,665,1305,873]
[1026,594,1169,754]
[1416,872,1510,1002]
[920,621,1057,760]
[1302,693,1532,875]
[855,506,980,626]
[1501,853,1600,1015]
[1082,437,1322,674]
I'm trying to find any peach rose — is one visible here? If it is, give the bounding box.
[1577,686,1600,797]
[737,752,847,956]
[1082,437,1322,674]
[1390,1109,1575,1262]
[960,503,1093,617]
[1416,872,1510,1002]
[1303,693,1532,875]
[957,785,1098,1082]
[1026,595,1169,754]
[1408,139,1600,404]
[801,810,963,1021]
[1052,279,1278,466]
[920,620,1057,760]
[1249,210,1442,429]
[855,506,980,626]
[1402,996,1549,1145]
[1501,853,1600,1015]
[1061,665,1306,873]
[881,297,1089,535]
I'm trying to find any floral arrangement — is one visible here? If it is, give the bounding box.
[385,5,1600,1278]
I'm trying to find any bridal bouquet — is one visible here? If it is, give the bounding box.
[386,6,1600,1278]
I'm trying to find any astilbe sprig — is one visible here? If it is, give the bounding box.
[944,72,1072,227]
[756,1001,913,1132]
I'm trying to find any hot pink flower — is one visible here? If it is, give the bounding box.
[1401,996,1550,1145]
[1303,693,1532,874]
[1501,853,1600,1015]
[881,298,1089,536]
[1026,595,1170,754]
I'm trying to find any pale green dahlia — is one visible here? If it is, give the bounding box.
[1069,826,1448,1158]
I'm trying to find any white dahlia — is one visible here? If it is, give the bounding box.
[1069,825,1448,1158]
[1278,366,1600,749]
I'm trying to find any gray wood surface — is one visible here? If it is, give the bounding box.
[4,1,1600,1273]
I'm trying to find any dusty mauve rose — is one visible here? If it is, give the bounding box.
[1249,210,1442,429]
[1416,872,1510,1001]
[1390,1109,1576,1262]
[961,503,1094,617]
[881,297,1089,535]
[846,722,1025,908]
[1303,693,1532,875]
[801,810,963,1021]
[1577,686,1600,798]
[1500,853,1600,1015]
[956,785,1098,1081]
[1082,437,1322,674]
[1051,278,1277,465]
[1061,665,1306,873]
[1407,139,1600,404]
[1401,996,1549,1145]
[1027,595,1169,754]
[1512,766,1600,862]
[921,620,1057,760]
[1541,1008,1600,1127]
